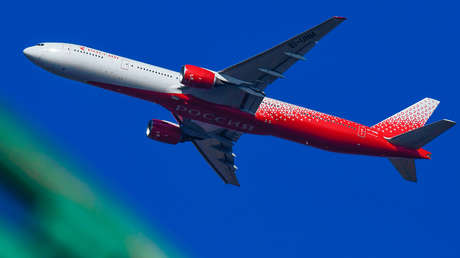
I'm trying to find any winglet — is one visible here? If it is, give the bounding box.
[333,16,347,20]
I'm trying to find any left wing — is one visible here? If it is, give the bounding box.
[219,16,346,92]
[174,115,241,186]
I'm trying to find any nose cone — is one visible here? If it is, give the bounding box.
[23,46,42,62]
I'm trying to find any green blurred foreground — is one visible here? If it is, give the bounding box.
[0,103,184,258]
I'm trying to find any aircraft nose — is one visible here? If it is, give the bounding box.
[23,46,42,62]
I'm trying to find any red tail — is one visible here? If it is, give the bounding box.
[371,98,440,137]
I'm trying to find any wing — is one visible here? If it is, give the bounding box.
[192,136,240,186]
[173,115,242,186]
[219,16,346,92]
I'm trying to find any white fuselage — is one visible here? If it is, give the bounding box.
[24,43,182,94]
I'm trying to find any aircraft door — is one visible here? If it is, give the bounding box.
[63,45,71,55]
[358,126,366,138]
[121,60,131,70]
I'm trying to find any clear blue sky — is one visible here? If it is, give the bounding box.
[3,1,460,257]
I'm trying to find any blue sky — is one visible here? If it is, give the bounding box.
[3,0,460,257]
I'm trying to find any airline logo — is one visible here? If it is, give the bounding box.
[175,105,254,131]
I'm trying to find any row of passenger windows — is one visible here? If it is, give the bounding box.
[73,49,103,59]
[301,112,357,130]
[135,65,178,79]
[72,48,179,80]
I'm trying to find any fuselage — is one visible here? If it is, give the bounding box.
[23,43,430,159]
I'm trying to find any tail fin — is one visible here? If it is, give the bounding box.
[388,119,456,149]
[371,98,440,137]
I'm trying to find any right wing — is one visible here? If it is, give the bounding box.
[219,16,346,92]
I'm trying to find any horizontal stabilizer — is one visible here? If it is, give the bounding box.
[389,158,417,182]
[388,119,456,149]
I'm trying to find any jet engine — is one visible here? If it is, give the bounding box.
[146,119,184,144]
[180,64,217,89]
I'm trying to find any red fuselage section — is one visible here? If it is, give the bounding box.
[89,81,430,160]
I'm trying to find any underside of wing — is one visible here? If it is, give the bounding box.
[192,137,240,186]
[173,115,242,186]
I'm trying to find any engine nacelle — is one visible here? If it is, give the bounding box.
[181,64,216,89]
[146,119,183,145]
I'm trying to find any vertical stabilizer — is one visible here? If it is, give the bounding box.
[372,98,439,137]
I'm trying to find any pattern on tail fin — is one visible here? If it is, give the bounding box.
[371,98,439,137]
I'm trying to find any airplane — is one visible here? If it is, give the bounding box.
[23,16,455,186]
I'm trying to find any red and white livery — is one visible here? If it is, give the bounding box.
[24,17,455,186]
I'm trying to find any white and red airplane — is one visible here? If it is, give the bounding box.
[24,17,455,186]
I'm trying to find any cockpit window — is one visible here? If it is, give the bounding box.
[36,43,45,46]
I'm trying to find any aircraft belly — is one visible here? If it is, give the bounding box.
[82,77,425,160]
